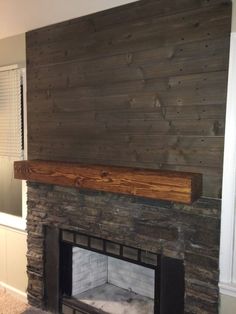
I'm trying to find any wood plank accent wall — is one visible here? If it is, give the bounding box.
[26,0,232,198]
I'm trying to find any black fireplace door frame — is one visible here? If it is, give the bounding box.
[44,226,185,314]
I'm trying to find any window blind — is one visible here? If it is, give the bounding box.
[0,68,23,158]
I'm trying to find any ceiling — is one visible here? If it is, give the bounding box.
[0,0,138,40]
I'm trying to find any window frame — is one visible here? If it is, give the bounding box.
[0,65,27,231]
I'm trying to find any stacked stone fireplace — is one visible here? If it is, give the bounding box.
[26,182,220,314]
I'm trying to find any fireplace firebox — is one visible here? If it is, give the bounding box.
[44,227,184,314]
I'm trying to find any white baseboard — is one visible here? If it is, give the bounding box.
[220,282,236,298]
[0,281,27,302]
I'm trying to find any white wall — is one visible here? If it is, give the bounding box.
[0,33,25,67]
[232,0,236,32]
[0,226,27,298]
[220,294,236,314]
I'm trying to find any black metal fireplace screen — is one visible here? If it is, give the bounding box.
[43,227,184,314]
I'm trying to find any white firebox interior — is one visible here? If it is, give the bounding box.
[72,247,155,314]
[72,247,108,295]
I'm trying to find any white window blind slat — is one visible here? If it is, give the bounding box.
[0,69,23,158]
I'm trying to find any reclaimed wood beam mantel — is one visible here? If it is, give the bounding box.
[14,160,202,204]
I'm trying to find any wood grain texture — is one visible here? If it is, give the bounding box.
[14,160,202,204]
[26,0,232,198]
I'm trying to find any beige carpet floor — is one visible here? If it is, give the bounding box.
[0,288,48,314]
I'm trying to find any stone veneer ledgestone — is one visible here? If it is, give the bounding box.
[26,182,221,314]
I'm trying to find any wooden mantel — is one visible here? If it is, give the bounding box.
[14,160,202,204]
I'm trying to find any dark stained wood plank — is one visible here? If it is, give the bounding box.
[27,106,226,124]
[27,71,228,101]
[27,142,223,169]
[27,84,227,108]
[14,160,202,204]
[27,98,226,119]
[28,118,225,137]
[27,134,224,149]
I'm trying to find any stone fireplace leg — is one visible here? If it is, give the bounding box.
[44,226,61,313]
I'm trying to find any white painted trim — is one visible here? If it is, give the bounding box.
[220,32,236,295]
[0,213,26,230]
[0,223,26,234]
[21,67,27,224]
[220,283,236,299]
[0,64,18,72]
[22,68,28,160]
[0,281,27,301]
